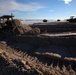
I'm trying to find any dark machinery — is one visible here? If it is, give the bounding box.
[67,16,76,23]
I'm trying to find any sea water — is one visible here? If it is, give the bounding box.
[21,19,56,24]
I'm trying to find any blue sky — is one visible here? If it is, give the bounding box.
[0,0,76,19]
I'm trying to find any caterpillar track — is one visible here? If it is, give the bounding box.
[0,42,76,75]
[12,34,76,67]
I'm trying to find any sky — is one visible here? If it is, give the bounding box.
[0,0,76,19]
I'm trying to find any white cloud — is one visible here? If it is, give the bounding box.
[0,0,45,14]
[63,0,72,4]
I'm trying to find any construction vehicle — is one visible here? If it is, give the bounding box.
[67,16,76,23]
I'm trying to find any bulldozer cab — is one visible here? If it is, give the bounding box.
[0,15,14,25]
[0,15,14,29]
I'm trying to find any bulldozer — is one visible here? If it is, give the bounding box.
[67,16,76,23]
[0,14,39,35]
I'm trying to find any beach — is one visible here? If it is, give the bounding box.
[0,19,76,75]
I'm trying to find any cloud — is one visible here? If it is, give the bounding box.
[63,0,72,4]
[0,0,45,14]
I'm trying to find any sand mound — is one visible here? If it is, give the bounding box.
[0,19,41,35]
[12,19,32,34]
[26,27,40,35]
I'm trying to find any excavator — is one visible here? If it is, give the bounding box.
[67,16,76,23]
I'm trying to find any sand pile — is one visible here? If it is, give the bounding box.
[12,19,32,34]
[12,19,40,35]
[26,27,40,35]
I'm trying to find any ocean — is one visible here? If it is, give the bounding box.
[21,19,56,24]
